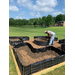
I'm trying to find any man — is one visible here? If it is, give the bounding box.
[45,30,55,45]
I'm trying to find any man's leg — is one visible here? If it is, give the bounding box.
[49,34,55,45]
[52,38,54,45]
[52,34,56,45]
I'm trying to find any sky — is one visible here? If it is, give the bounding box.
[9,0,65,20]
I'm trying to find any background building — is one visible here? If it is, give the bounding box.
[56,21,65,26]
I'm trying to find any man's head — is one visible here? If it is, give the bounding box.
[45,31,47,33]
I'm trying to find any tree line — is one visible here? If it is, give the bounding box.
[9,14,65,27]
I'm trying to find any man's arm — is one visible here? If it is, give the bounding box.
[47,34,49,40]
[48,33,51,40]
[47,33,51,40]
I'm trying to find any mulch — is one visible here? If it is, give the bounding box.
[34,38,48,42]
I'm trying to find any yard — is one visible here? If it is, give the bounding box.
[9,26,65,75]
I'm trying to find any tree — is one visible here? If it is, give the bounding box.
[55,14,65,22]
[42,16,47,26]
[9,18,15,25]
[42,16,46,22]
[28,18,33,25]
[46,15,53,26]
[9,14,65,27]
[53,17,56,23]
[38,17,42,25]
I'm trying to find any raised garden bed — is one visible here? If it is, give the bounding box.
[34,38,49,46]
[61,43,65,52]
[34,36,58,41]
[13,42,65,75]
[59,39,65,44]
[25,39,65,53]
[9,36,29,46]
[34,36,58,46]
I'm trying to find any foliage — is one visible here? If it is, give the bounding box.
[9,14,65,27]
[55,14,65,22]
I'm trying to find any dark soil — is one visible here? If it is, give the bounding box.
[34,38,48,42]
[15,45,59,66]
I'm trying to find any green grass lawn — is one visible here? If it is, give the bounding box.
[9,26,65,75]
[41,65,65,75]
[9,26,65,40]
[9,48,17,75]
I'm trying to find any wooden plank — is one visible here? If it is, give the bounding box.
[11,49,21,75]
[9,44,10,46]
[32,62,65,75]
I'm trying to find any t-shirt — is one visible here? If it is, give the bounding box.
[47,31,55,36]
